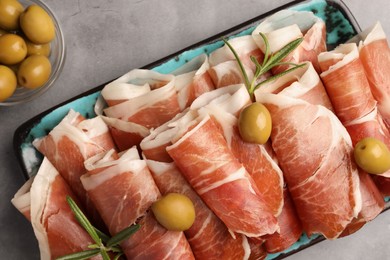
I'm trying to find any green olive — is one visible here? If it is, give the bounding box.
[151,193,195,231]
[0,65,17,102]
[19,5,55,44]
[238,102,272,144]
[17,55,51,89]
[354,137,390,175]
[0,34,27,65]
[25,39,51,57]
[0,0,24,31]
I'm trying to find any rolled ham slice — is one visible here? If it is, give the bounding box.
[147,160,250,260]
[81,148,194,259]
[208,60,254,88]
[252,10,326,74]
[12,158,100,260]
[33,110,116,227]
[256,93,361,239]
[172,54,215,109]
[167,114,278,238]
[103,69,181,129]
[318,43,387,228]
[353,22,390,129]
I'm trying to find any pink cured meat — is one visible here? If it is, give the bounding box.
[252,10,326,74]
[81,148,195,259]
[11,158,100,260]
[103,69,181,129]
[358,22,390,129]
[173,54,215,108]
[256,93,361,239]
[32,110,116,227]
[167,115,278,238]
[263,188,303,253]
[147,160,250,260]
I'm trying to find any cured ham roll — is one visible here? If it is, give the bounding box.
[167,114,278,238]
[103,69,181,129]
[33,110,116,227]
[255,62,333,111]
[172,54,215,109]
[12,158,99,260]
[81,148,195,259]
[256,93,361,239]
[252,10,326,74]
[191,84,283,217]
[353,22,390,129]
[318,43,387,228]
[146,160,251,260]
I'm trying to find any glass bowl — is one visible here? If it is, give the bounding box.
[0,0,65,106]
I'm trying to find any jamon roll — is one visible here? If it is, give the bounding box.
[354,22,390,129]
[167,114,278,238]
[103,69,180,129]
[33,109,116,227]
[147,160,251,260]
[12,158,100,260]
[319,43,390,203]
[81,148,195,259]
[252,10,326,74]
[256,93,361,239]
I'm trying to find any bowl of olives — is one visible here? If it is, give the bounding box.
[0,0,65,106]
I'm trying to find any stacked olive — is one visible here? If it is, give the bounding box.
[0,0,54,102]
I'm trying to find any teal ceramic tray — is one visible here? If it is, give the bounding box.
[15,0,388,259]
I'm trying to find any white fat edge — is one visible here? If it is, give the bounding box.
[171,54,209,76]
[77,116,109,140]
[84,149,117,171]
[62,109,82,125]
[241,235,251,260]
[30,158,59,260]
[118,146,140,160]
[319,43,359,77]
[103,77,176,120]
[101,69,172,100]
[167,114,211,152]
[259,144,285,217]
[81,159,147,191]
[344,107,377,127]
[101,115,150,136]
[210,60,254,86]
[191,84,242,110]
[11,177,34,214]
[48,122,98,159]
[140,109,197,151]
[145,159,175,176]
[255,62,308,96]
[197,106,237,147]
[349,22,386,46]
[176,71,197,110]
[197,166,256,195]
[255,92,307,109]
[277,63,320,97]
[253,24,303,53]
[252,9,319,48]
[22,145,41,175]
[209,35,258,66]
[101,82,151,101]
[94,95,107,116]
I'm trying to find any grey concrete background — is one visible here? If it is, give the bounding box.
[1,0,390,259]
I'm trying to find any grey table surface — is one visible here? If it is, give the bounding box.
[1,0,390,259]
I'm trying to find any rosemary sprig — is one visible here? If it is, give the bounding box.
[55,196,141,260]
[223,32,306,100]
